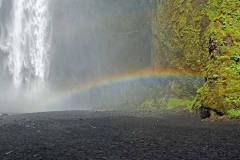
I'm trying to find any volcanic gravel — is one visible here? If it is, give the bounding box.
[0,110,240,160]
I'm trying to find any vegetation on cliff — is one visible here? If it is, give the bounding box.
[151,0,240,118]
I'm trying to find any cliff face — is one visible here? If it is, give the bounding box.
[152,0,209,71]
[152,0,240,118]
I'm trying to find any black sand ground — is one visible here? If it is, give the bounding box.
[0,111,240,160]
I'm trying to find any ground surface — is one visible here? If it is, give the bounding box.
[0,110,240,160]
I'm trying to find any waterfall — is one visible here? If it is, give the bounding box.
[0,0,51,90]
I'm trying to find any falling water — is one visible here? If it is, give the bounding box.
[0,0,153,113]
[0,0,51,90]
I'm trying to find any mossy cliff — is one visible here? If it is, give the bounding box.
[151,0,240,118]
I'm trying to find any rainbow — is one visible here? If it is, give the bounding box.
[47,68,202,105]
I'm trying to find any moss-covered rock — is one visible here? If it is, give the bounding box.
[151,0,209,71]
[152,0,240,118]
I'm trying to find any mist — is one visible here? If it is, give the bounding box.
[49,0,152,86]
[0,0,153,113]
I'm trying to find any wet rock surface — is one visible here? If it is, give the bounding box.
[0,111,240,160]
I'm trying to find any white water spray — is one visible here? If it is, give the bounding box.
[0,0,51,90]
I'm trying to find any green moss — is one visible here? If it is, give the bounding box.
[227,109,240,118]
[167,98,194,110]
[151,0,208,71]
[140,99,156,110]
[230,62,240,75]
[152,0,240,117]
[230,53,240,62]
[140,96,196,111]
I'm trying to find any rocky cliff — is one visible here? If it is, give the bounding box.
[152,0,240,118]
